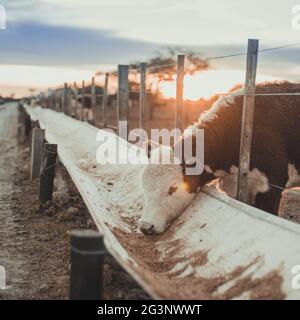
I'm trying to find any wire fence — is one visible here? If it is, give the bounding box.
[36,39,300,202]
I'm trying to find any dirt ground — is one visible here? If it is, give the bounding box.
[0,103,150,300]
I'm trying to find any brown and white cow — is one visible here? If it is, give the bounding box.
[139,82,300,234]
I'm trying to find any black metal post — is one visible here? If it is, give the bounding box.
[69,230,106,300]
[39,143,57,204]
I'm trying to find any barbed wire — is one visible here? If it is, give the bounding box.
[126,42,300,73]
[46,41,300,96]
[43,40,300,109]
[196,42,300,61]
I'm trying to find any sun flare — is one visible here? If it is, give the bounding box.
[159,69,280,101]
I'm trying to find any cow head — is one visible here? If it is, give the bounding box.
[139,145,195,235]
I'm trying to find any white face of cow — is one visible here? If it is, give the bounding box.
[140,146,195,235]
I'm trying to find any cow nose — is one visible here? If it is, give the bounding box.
[139,221,155,235]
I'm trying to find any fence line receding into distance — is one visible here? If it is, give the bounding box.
[36,39,300,205]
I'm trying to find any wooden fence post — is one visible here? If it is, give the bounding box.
[69,230,105,300]
[73,82,78,118]
[59,88,63,111]
[24,112,31,138]
[63,83,69,114]
[47,89,52,109]
[102,73,109,128]
[17,103,25,142]
[81,80,85,121]
[237,39,259,203]
[55,89,58,110]
[140,63,146,130]
[44,91,48,109]
[53,89,57,111]
[91,77,97,124]
[175,55,185,131]
[117,65,129,136]
[40,92,44,108]
[39,143,57,204]
[30,128,45,180]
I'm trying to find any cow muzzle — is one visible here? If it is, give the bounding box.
[139,221,156,235]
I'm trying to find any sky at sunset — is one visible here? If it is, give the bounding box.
[0,0,299,98]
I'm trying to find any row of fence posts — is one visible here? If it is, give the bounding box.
[18,104,106,300]
[25,38,259,299]
[41,54,187,135]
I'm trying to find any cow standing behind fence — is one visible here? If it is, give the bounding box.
[140,82,300,234]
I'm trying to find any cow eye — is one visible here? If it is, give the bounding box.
[168,185,178,195]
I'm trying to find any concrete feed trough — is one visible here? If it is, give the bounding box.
[25,105,300,299]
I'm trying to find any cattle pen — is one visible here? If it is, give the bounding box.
[20,38,300,299]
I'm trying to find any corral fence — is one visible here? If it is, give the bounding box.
[20,38,300,299]
[36,38,300,206]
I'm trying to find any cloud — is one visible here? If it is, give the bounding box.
[0,21,158,67]
[3,0,299,45]
[0,20,299,82]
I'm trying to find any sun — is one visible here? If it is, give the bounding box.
[159,69,280,101]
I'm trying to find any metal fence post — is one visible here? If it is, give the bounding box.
[175,55,185,131]
[69,230,106,300]
[237,39,259,203]
[140,63,146,130]
[39,143,57,204]
[117,65,129,136]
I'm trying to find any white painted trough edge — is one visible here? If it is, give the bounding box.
[24,105,161,299]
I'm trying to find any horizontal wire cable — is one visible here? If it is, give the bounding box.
[222,172,300,197]
[204,92,300,97]
[128,42,300,73]
[50,42,300,91]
